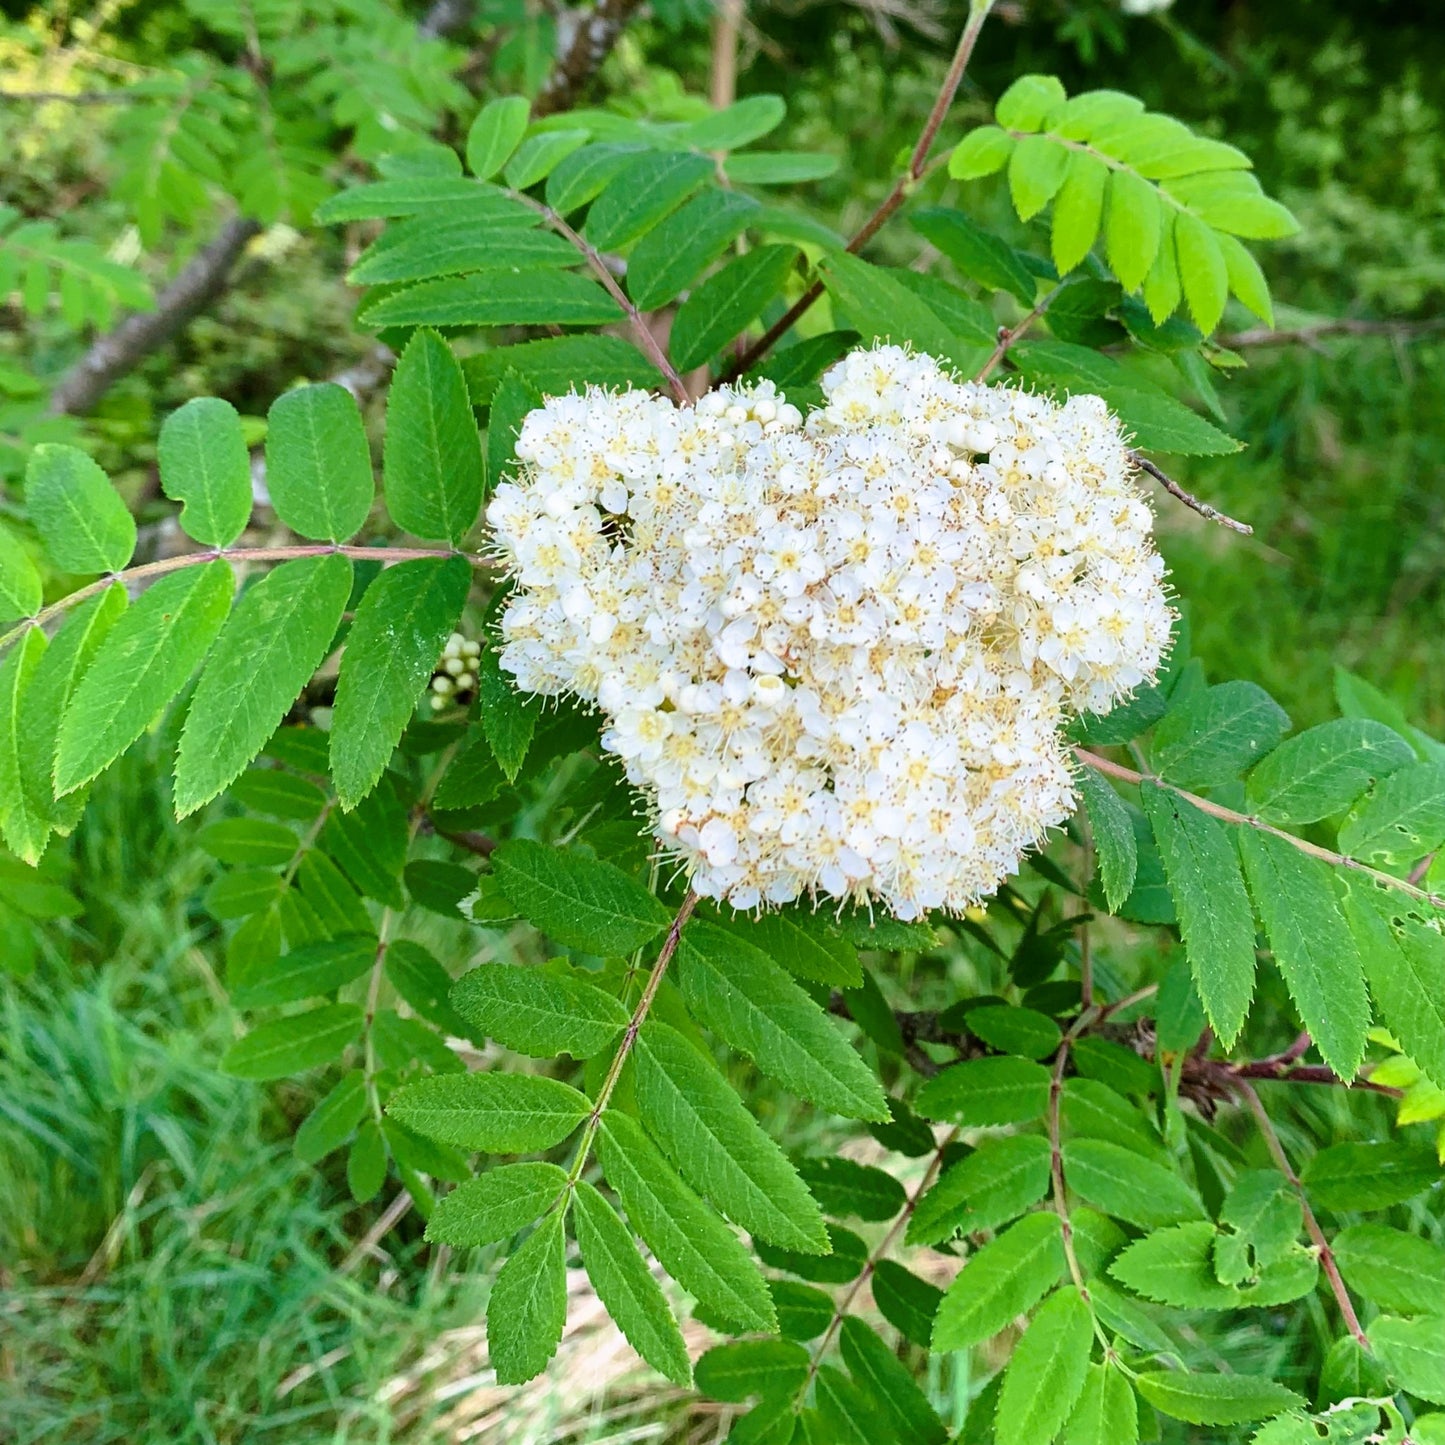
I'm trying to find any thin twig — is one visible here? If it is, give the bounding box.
[1218,317,1445,350]
[1048,1035,1090,1298]
[1075,746,1445,911]
[973,281,1066,382]
[1131,453,1253,535]
[0,88,143,104]
[1235,1081,1370,1351]
[719,0,996,382]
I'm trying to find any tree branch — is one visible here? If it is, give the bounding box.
[1130,453,1253,535]
[973,280,1066,382]
[47,216,263,417]
[533,0,645,118]
[1218,316,1445,350]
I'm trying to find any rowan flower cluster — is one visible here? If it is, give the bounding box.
[485,345,1171,918]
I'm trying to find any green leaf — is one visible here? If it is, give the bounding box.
[383,330,483,544]
[1153,681,1291,790]
[158,398,253,548]
[1369,1315,1445,1405]
[723,151,838,184]
[174,553,352,816]
[198,819,298,867]
[1238,830,1369,1079]
[488,1209,568,1384]
[914,1056,1051,1127]
[221,1003,364,1080]
[450,963,627,1058]
[1079,770,1137,911]
[585,152,715,252]
[294,1069,368,1164]
[676,94,786,149]
[967,1005,1061,1060]
[347,1121,386,1202]
[1218,231,1274,327]
[1245,719,1415,826]
[573,1180,692,1386]
[907,1134,1052,1247]
[316,176,509,223]
[1110,1222,1242,1308]
[676,921,887,1120]
[546,142,647,215]
[55,561,234,795]
[755,1226,868,1285]
[264,384,374,543]
[1342,880,1445,1089]
[996,1286,1093,1445]
[1135,1372,1303,1427]
[26,444,136,578]
[1105,170,1162,292]
[231,936,375,1007]
[503,129,590,190]
[598,1112,774,1330]
[1008,134,1070,221]
[1339,761,1445,863]
[633,1020,828,1253]
[432,726,505,812]
[385,1072,590,1152]
[491,839,670,955]
[838,1318,947,1445]
[1301,1141,1438,1212]
[873,1260,943,1348]
[1334,1224,1445,1316]
[485,368,541,497]
[732,908,862,988]
[0,629,47,860]
[1066,1364,1138,1445]
[1174,211,1229,334]
[628,189,762,310]
[385,940,470,1037]
[795,1156,906,1223]
[948,125,1015,180]
[695,1338,809,1403]
[363,272,623,330]
[330,555,470,807]
[0,525,41,624]
[932,1211,1066,1351]
[1063,1138,1206,1228]
[466,96,530,181]
[206,868,284,921]
[1141,783,1257,1046]
[350,222,577,287]
[767,1280,832,1341]
[462,334,660,405]
[996,74,1067,131]
[670,245,798,373]
[1052,152,1109,273]
[427,1161,566,1246]
[1167,173,1299,240]
[1216,1170,1301,1280]
[911,208,1036,305]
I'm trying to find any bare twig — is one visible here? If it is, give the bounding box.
[1130,452,1253,535]
[973,281,1066,382]
[533,0,645,118]
[1218,316,1445,350]
[1235,1081,1371,1351]
[710,0,744,110]
[720,0,996,382]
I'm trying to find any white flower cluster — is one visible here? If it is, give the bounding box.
[486,345,1171,918]
[429,632,481,710]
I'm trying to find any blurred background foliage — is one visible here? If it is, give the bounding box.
[2,0,1443,1439]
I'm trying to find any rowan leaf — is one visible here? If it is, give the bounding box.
[932,1211,1067,1351]
[264,384,374,543]
[488,1209,568,1384]
[995,1286,1094,1445]
[1063,1138,1207,1228]
[158,397,253,548]
[1134,1372,1303,1427]
[1334,1224,1445,1316]
[449,962,628,1058]
[26,444,136,574]
[427,1161,567,1247]
[1245,718,1415,825]
[465,96,530,181]
[1065,1364,1139,1445]
[386,1072,590,1151]
[221,1003,364,1080]
[1153,681,1291,790]
[670,245,798,374]
[915,1055,1051,1127]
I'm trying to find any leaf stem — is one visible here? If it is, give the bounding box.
[1235,1080,1370,1351]
[973,280,1068,382]
[719,0,996,382]
[1074,746,1445,910]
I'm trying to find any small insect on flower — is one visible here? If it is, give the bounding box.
[428,632,482,712]
[486,345,1172,918]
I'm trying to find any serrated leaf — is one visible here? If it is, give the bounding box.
[1065,1364,1138,1445]
[0,524,41,624]
[677,921,887,1120]
[915,1055,1051,1127]
[462,334,660,406]
[968,1005,1061,1060]
[755,1226,868,1285]
[347,1120,386,1202]
[907,1134,1052,1246]
[174,554,351,816]
[488,1209,567,1384]
[546,142,647,215]
[1167,173,1299,240]
[996,74,1067,131]
[1008,134,1070,221]
[294,1069,368,1164]
[628,189,761,310]
[932,1211,1066,1351]
[491,839,670,955]
[26,444,135,574]
[450,962,627,1058]
[316,177,509,223]
[1238,831,1369,1079]
[1369,1315,1445,1404]
[1142,783,1257,1045]
[873,1259,943,1348]
[911,208,1036,305]
[671,245,798,374]
[331,555,470,807]
[504,130,589,190]
[723,151,838,184]
[633,1020,828,1252]
[585,151,715,252]
[232,936,375,1007]
[386,940,471,1037]
[676,94,786,149]
[1301,1141,1438,1212]
[1339,761,1445,864]
[695,1338,809,1403]
[996,1286,1093,1445]
[1110,1221,1241,1308]
[383,330,483,544]
[55,561,234,795]
[1135,1372,1303,1426]
[1333,1224,1445,1316]
[573,1180,692,1386]
[363,272,623,330]
[1174,211,1228,334]
[1105,169,1162,292]
[158,397,252,548]
[796,1156,905,1222]
[230,766,326,820]
[1246,719,1415,826]
[350,220,577,287]
[264,384,374,543]
[1218,231,1274,327]
[1063,1138,1206,1228]
[949,125,1014,180]
[466,96,530,180]
[1216,1170,1301,1280]
[733,908,862,988]
[386,1072,589,1152]
[0,629,47,859]
[838,1317,947,1445]
[221,1003,363,1080]
[1078,769,1137,910]
[1154,681,1291,789]
[427,1161,566,1246]
[1052,152,1108,273]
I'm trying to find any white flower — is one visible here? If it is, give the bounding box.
[485,346,1172,918]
